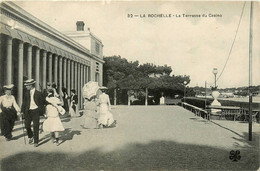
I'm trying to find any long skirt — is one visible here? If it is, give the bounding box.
[98,104,114,126]
[0,112,4,135]
[43,117,64,132]
[1,107,17,139]
[82,110,98,129]
[69,103,80,117]
[63,98,69,112]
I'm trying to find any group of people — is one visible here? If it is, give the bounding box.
[43,82,78,118]
[0,79,116,147]
[82,87,116,129]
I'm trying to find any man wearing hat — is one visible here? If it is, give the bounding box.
[21,79,44,147]
[0,84,21,141]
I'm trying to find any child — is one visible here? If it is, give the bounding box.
[43,90,65,145]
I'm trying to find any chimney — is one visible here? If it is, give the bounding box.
[76,21,85,31]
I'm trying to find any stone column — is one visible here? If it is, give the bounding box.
[99,63,103,86]
[59,56,63,91]
[35,47,40,90]
[83,65,86,84]
[63,58,67,89]
[54,55,58,84]
[77,62,80,98]
[27,44,32,79]
[42,51,47,90]
[77,63,80,108]
[67,59,71,96]
[86,66,89,82]
[78,63,82,107]
[71,60,74,89]
[88,66,91,82]
[78,63,81,108]
[74,61,78,94]
[6,36,12,84]
[48,53,52,83]
[80,64,84,108]
[18,41,24,106]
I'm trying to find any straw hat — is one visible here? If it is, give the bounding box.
[46,97,62,105]
[3,84,14,90]
[24,79,36,86]
[99,86,108,90]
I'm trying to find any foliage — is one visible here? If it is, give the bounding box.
[211,86,218,91]
[103,56,138,89]
[103,55,191,104]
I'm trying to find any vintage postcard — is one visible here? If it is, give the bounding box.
[0,1,259,170]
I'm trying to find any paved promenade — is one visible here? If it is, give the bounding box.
[0,106,259,170]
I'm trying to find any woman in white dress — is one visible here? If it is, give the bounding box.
[82,96,98,129]
[0,84,21,141]
[97,87,116,128]
[43,91,65,145]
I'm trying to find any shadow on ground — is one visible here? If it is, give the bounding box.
[232,132,260,149]
[1,139,259,171]
[9,116,73,142]
[36,128,81,147]
[58,128,81,145]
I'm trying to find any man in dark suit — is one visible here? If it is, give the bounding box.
[21,79,44,147]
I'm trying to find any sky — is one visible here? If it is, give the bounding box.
[13,1,260,88]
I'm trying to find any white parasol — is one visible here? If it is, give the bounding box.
[82,81,100,99]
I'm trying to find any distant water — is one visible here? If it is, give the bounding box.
[197,96,260,103]
[218,96,260,103]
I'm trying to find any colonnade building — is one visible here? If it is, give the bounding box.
[0,2,104,108]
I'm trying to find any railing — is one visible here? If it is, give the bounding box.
[207,105,241,121]
[207,105,259,122]
[240,108,259,122]
[182,103,259,123]
[182,102,209,119]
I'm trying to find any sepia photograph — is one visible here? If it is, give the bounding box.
[0,1,259,170]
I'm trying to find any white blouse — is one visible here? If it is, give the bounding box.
[0,95,21,113]
[46,104,65,118]
[99,93,111,106]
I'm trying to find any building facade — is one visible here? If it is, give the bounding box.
[0,2,104,108]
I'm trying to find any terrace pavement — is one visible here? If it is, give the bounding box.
[0,105,259,170]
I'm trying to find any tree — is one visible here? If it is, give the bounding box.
[103,56,191,105]
[103,56,141,105]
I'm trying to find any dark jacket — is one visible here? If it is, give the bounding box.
[42,89,51,105]
[21,89,45,116]
[70,94,78,105]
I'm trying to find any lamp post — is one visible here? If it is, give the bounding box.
[248,1,253,141]
[183,81,187,103]
[211,68,221,114]
[212,68,218,88]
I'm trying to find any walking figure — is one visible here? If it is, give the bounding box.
[98,87,116,128]
[43,90,65,146]
[82,96,98,129]
[21,79,44,147]
[0,84,21,141]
